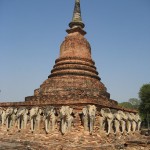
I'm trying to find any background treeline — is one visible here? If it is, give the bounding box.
[119,83,150,129]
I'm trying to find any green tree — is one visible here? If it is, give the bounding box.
[139,83,150,128]
[128,98,141,109]
[119,102,134,109]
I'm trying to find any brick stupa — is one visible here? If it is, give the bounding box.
[0,0,136,113]
[25,0,118,108]
[0,2,140,149]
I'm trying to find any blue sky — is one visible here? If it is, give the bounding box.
[0,0,150,103]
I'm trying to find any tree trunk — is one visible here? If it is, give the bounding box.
[147,112,149,129]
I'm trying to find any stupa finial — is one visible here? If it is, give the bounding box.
[69,0,85,29]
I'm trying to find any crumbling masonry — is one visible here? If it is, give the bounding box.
[0,0,141,137]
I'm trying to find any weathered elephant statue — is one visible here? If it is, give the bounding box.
[130,113,137,133]
[117,110,128,134]
[5,107,17,130]
[30,107,42,132]
[113,110,121,135]
[135,113,141,131]
[44,106,56,133]
[125,112,133,134]
[16,107,28,131]
[100,108,114,135]
[82,105,96,135]
[0,107,6,126]
[99,109,106,132]
[82,107,88,131]
[60,106,74,134]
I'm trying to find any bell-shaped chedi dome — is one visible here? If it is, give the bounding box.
[25,0,114,107]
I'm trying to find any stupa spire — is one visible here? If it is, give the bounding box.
[69,0,85,29]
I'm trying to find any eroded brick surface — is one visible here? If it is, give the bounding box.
[0,27,137,114]
[0,5,140,149]
[0,129,149,150]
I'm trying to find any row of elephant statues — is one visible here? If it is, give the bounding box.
[0,105,141,135]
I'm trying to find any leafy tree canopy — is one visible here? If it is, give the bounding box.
[119,102,134,109]
[128,98,141,109]
[139,83,150,114]
[129,98,141,106]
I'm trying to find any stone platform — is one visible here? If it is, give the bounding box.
[0,129,149,150]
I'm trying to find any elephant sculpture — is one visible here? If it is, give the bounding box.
[82,107,88,131]
[117,110,128,134]
[0,107,6,126]
[30,107,42,132]
[100,108,114,135]
[5,107,17,130]
[99,112,105,131]
[113,111,121,135]
[59,106,74,134]
[16,107,28,131]
[135,113,141,131]
[82,105,96,135]
[125,112,133,134]
[44,106,56,133]
[130,113,138,133]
